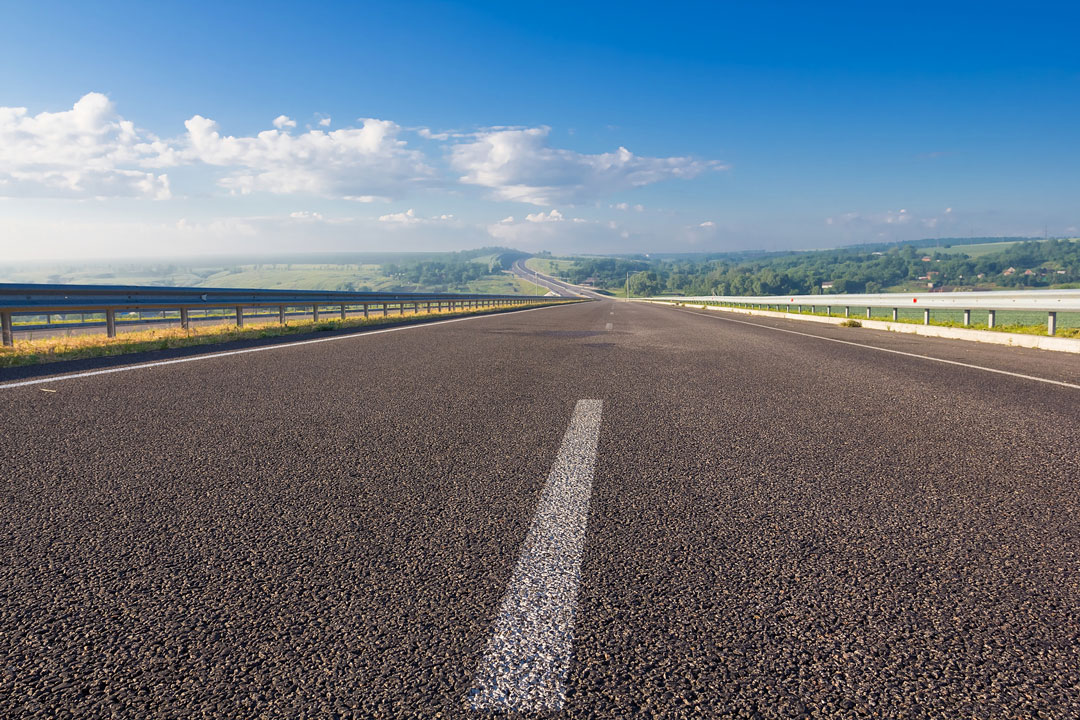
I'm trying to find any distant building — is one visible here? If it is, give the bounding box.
[921,256,932,262]
[821,281,834,289]
[1003,267,1016,276]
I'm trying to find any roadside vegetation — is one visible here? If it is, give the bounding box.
[0,301,562,369]
[540,237,1080,297]
[687,301,1080,337]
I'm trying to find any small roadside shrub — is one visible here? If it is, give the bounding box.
[839,319,862,328]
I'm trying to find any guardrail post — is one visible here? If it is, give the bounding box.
[923,309,930,325]
[180,307,190,329]
[1048,311,1057,336]
[313,305,320,322]
[1,311,12,347]
[340,304,347,320]
[235,306,244,328]
[844,306,850,318]
[106,309,116,338]
[988,310,996,329]
[382,303,387,317]
[890,308,897,321]
[363,304,369,318]
[963,309,970,326]
[863,307,869,319]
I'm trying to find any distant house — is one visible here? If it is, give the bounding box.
[977,273,985,279]
[821,281,834,290]
[921,256,932,262]
[1003,267,1016,276]
[1023,269,1035,276]
[1058,270,1067,274]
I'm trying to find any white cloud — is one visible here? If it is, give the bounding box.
[0,92,173,199]
[487,212,626,251]
[699,220,716,227]
[379,208,419,223]
[343,194,390,203]
[418,127,451,141]
[272,115,297,129]
[525,209,564,222]
[183,114,432,197]
[318,117,332,127]
[449,126,724,205]
[377,209,456,225]
[289,210,323,220]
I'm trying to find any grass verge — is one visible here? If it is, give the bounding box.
[0,302,566,368]
[699,303,1080,338]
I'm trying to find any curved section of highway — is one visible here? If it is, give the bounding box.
[510,258,610,299]
[2,300,1078,717]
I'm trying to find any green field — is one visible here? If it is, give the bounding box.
[525,257,577,277]
[0,259,540,296]
[915,240,1026,257]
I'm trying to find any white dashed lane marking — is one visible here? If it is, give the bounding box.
[605,322,613,331]
[468,399,604,713]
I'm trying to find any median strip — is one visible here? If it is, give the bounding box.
[469,399,603,714]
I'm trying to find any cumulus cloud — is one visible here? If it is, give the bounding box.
[183,114,432,197]
[525,209,564,222]
[377,209,456,225]
[318,117,332,127]
[272,115,297,129]
[488,212,623,250]
[0,92,173,199]
[449,126,724,205]
[379,208,419,223]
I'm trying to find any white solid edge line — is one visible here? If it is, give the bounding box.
[678,308,1080,391]
[0,303,572,390]
[469,399,603,714]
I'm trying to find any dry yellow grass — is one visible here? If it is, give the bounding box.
[0,302,562,368]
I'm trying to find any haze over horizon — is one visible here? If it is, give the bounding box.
[2,1,1078,261]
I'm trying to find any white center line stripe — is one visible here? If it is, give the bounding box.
[469,399,603,714]
[605,322,613,331]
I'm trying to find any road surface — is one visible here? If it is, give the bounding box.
[2,300,1078,718]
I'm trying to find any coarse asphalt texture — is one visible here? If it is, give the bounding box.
[1,299,1078,718]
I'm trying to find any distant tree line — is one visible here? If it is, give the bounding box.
[382,248,527,289]
[563,239,1080,296]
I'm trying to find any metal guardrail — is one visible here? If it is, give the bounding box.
[646,289,1080,336]
[0,283,575,346]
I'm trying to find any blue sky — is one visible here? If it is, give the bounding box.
[1,0,1078,259]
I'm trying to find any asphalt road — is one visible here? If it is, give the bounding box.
[1,300,1078,718]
